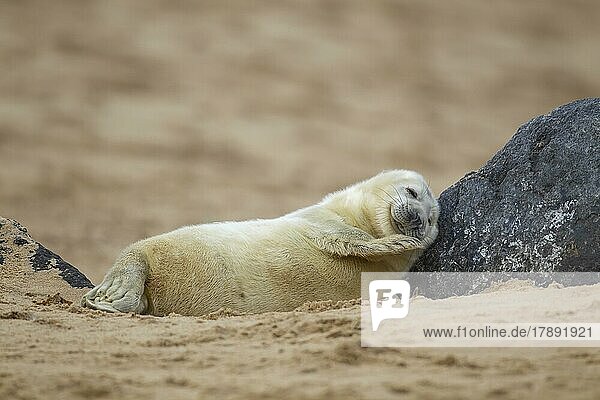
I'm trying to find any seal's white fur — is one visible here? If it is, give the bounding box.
[82,170,439,316]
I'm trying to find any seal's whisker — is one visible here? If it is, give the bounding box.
[392,186,405,201]
[378,188,400,207]
[376,187,394,202]
[373,192,392,207]
[391,186,408,207]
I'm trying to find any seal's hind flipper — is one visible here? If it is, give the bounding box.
[82,262,148,314]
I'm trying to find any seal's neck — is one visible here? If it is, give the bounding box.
[322,186,382,237]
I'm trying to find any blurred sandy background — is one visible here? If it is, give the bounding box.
[1,0,599,282]
[2,2,600,400]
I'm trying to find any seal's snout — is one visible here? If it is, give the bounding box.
[390,199,428,238]
[408,209,423,229]
[402,208,427,239]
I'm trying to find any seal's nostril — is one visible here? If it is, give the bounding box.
[408,211,423,228]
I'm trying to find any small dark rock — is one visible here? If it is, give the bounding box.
[0,217,93,288]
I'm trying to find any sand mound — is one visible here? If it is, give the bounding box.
[480,278,540,293]
[294,298,362,313]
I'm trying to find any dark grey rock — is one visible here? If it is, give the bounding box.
[410,98,600,296]
[0,217,93,288]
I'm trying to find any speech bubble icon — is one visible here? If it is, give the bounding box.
[369,280,410,331]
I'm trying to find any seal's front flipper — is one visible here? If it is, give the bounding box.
[307,221,424,259]
[82,262,148,314]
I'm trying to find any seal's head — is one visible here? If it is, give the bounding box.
[368,170,439,243]
[321,169,439,245]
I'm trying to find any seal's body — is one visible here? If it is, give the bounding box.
[82,170,439,316]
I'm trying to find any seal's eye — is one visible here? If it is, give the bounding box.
[406,187,418,199]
